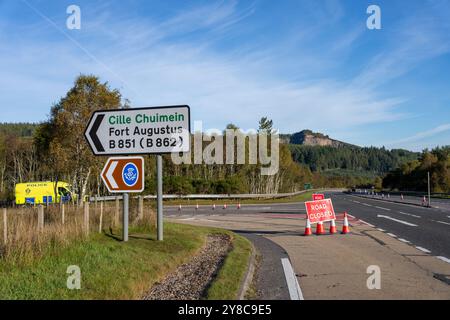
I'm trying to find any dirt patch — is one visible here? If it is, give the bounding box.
[142,234,232,300]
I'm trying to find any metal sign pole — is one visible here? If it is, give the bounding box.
[157,155,163,241]
[123,193,129,242]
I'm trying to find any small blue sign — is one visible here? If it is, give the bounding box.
[122,162,139,187]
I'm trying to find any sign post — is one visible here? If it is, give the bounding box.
[86,105,191,242]
[157,155,163,241]
[101,156,144,241]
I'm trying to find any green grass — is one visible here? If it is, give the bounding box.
[206,233,253,300]
[0,223,252,300]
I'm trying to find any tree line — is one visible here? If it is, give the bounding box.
[289,144,418,175]
[383,147,450,193]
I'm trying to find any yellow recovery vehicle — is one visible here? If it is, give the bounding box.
[15,181,75,205]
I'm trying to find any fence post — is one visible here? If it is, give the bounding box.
[99,201,103,233]
[3,208,7,245]
[138,196,144,221]
[61,202,65,225]
[84,201,90,236]
[115,196,120,227]
[38,205,44,232]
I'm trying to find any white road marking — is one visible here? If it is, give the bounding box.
[377,228,385,232]
[432,220,450,226]
[416,246,431,254]
[359,219,375,227]
[375,206,391,211]
[398,238,410,244]
[387,233,397,238]
[436,256,450,264]
[362,203,373,207]
[377,215,418,227]
[281,258,304,300]
[398,212,421,218]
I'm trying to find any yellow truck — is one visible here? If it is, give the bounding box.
[15,181,75,205]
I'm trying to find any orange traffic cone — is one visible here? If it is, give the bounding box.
[223,204,227,209]
[237,203,241,209]
[304,218,312,236]
[178,204,182,211]
[196,203,199,210]
[329,219,337,234]
[212,204,216,210]
[316,221,325,235]
[341,212,350,234]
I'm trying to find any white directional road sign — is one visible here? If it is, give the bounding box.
[85,105,190,155]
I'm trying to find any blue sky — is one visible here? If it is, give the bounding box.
[0,0,449,151]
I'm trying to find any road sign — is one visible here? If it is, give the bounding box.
[312,193,325,201]
[85,105,190,155]
[101,156,144,193]
[305,199,336,224]
[304,183,312,190]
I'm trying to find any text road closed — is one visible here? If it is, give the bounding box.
[305,199,336,224]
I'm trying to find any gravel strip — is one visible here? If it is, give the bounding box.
[142,234,232,300]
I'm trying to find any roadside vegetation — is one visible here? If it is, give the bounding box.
[0,207,252,299]
[383,147,450,193]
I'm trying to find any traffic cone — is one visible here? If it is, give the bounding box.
[223,204,227,209]
[304,218,312,236]
[422,196,426,206]
[196,203,199,210]
[178,204,182,211]
[329,219,337,234]
[341,212,350,234]
[212,204,216,210]
[316,221,325,235]
[401,194,404,200]
[237,203,241,209]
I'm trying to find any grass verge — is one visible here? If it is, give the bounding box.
[0,222,251,300]
[205,233,253,300]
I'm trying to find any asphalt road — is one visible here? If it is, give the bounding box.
[165,192,450,260]
[330,192,450,259]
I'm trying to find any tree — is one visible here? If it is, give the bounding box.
[34,75,124,203]
[258,117,273,134]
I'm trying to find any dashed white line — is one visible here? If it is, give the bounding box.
[377,215,418,227]
[398,212,421,218]
[436,256,450,264]
[377,228,385,232]
[415,246,431,254]
[362,203,373,207]
[375,206,391,211]
[359,219,375,227]
[432,220,450,226]
[387,233,397,238]
[398,238,410,244]
[281,258,304,300]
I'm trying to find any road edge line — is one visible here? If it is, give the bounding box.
[281,258,304,300]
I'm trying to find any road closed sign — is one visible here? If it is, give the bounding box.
[305,199,336,224]
[312,193,325,201]
[85,105,190,155]
[101,156,144,193]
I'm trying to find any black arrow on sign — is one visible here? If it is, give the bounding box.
[89,114,105,152]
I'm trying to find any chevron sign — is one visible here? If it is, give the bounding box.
[101,156,144,193]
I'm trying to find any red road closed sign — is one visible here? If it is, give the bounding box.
[312,193,325,201]
[305,199,336,224]
[101,156,144,193]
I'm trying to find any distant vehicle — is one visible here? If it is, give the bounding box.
[15,181,75,205]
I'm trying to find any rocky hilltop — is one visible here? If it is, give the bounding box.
[281,130,350,147]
